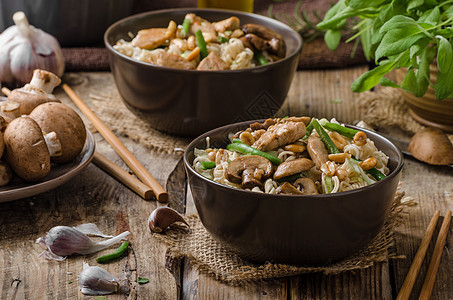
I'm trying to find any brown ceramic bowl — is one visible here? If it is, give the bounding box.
[104,8,303,137]
[183,120,404,266]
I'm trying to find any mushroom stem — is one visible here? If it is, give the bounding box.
[29,69,61,94]
[43,131,62,158]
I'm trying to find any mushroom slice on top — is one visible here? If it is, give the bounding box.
[408,127,453,165]
[279,182,304,195]
[241,23,286,57]
[225,155,273,190]
[307,135,329,169]
[273,158,314,180]
[293,178,318,195]
[253,121,306,152]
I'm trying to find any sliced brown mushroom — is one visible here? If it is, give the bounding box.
[0,161,12,186]
[242,23,286,57]
[279,182,304,195]
[293,178,319,195]
[225,155,273,190]
[273,158,314,180]
[29,102,86,163]
[3,117,51,181]
[252,121,307,151]
[307,135,329,169]
[408,127,453,165]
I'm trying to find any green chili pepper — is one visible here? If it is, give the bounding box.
[226,142,282,165]
[200,161,216,170]
[195,30,208,60]
[254,50,268,65]
[323,122,359,139]
[96,241,129,263]
[351,157,386,181]
[180,18,191,38]
[312,118,340,154]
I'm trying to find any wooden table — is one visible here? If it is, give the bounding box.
[1,66,452,300]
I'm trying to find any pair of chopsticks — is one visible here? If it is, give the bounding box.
[396,210,452,300]
[61,84,168,202]
[1,85,167,202]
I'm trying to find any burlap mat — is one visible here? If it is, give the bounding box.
[153,184,413,284]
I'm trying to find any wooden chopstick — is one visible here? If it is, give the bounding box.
[396,210,440,300]
[418,210,452,300]
[2,86,156,200]
[92,152,153,200]
[62,83,168,202]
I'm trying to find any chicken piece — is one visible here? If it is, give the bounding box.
[153,51,195,70]
[132,21,176,49]
[186,13,217,43]
[214,17,240,33]
[306,135,329,169]
[252,121,306,151]
[197,52,229,71]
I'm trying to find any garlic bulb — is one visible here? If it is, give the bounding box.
[0,11,64,87]
[79,262,121,295]
[36,223,130,261]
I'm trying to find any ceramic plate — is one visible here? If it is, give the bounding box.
[0,129,95,202]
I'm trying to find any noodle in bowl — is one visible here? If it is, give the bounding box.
[184,119,404,265]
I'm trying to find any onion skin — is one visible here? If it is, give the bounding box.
[0,12,64,87]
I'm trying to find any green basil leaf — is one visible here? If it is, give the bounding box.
[400,68,418,93]
[317,0,348,29]
[379,15,418,35]
[444,6,453,19]
[407,0,424,11]
[375,27,425,60]
[371,3,404,45]
[435,39,453,100]
[417,7,440,25]
[324,29,342,50]
[351,59,399,92]
[436,35,453,73]
[379,77,400,88]
[414,46,436,97]
[360,19,373,60]
[348,0,387,9]
[434,28,453,39]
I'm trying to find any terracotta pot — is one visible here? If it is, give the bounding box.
[395,66,453,133]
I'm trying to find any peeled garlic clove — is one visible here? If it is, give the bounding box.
[36,223,130,260]
[148,206,189,233]
[78,262,121,295]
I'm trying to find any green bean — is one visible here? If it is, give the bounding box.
[96,241,129,263]
[217,36,229,43]
[200,161,216,170]
[323,122,359,139]
[180,18,191,38]
[311,119,340,154]
[226,142,282,165]
[195,30,208,60]
[302,119,314,140]
[254,50,268,65]
[351,158,386,181]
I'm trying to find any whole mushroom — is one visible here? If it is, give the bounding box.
[7,69,61,115]
[0,161,12,186]
[408,127,453,165]
[29,102,86,163]
[3,117,51,181]
[225,155,273,190]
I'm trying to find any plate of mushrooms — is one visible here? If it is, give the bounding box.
[0,69,95,202]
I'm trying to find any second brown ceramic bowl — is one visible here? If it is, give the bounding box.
[104,8,303,137]
[184,120,404,266]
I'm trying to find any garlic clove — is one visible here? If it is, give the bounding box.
[36,223,131,260]
[78,262,121,295]
[74,223,114,238]
[148,206,189,233]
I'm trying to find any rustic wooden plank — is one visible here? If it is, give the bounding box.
[285,65,370,124]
